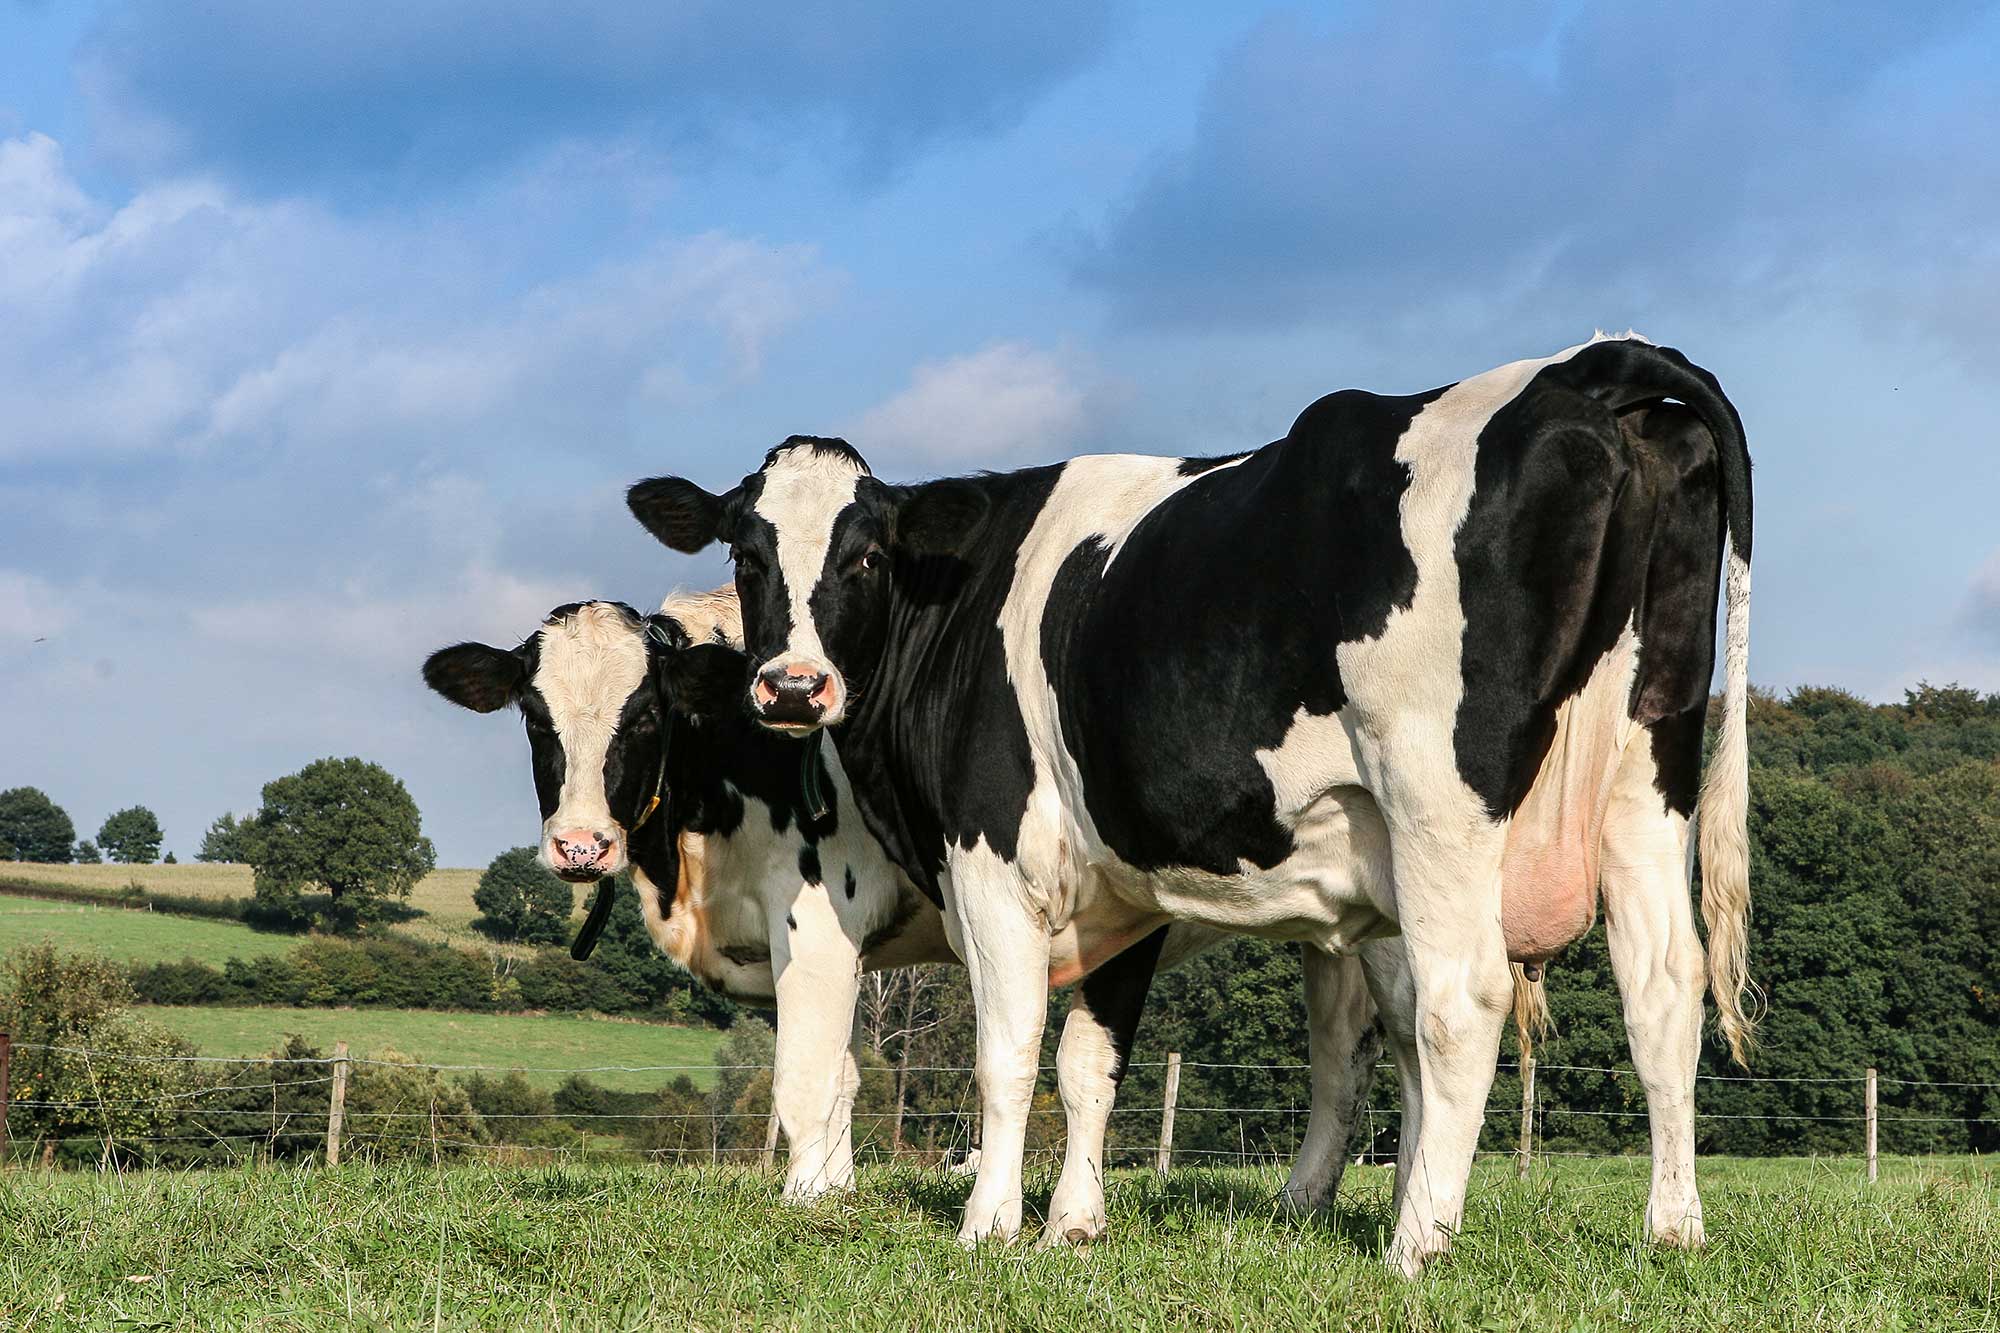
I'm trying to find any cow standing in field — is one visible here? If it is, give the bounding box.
[423,591,1396,1240]
[626,333,1756,1273]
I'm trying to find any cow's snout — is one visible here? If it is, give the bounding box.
[549,829,617,880]
[752,658,843,730]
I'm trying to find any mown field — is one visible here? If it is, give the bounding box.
[0,862,504,948]
[0,1157,1990,1331]
[0,893,298,964]
[141,1005,726,1092]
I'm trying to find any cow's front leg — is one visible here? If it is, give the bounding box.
[949,847,1052,1246]
[1281,943,1381,1217]
[769,875,863,1201]
[1043,928,1166,1247]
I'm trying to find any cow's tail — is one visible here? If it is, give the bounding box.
[1510,963,1552,1059]
[1576,334,1760,1067]
[1698,539,1758,1066]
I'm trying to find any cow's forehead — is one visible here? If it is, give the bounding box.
[750,446,869,547]
[531,602,650,726]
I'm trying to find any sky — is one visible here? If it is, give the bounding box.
[2,1,1997,864]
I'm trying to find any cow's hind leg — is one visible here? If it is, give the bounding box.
[1043,927,1167,1247]
[1380,822,1512,1277]
[1602,738,1707,1247]
[1280,945,1380,1217]
[948,845,1052,1246]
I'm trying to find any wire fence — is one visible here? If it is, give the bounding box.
[3,1032,1994,1176]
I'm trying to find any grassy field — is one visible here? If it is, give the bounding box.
[141,1005,726,1092]
[0,1158,1990,1331]
[0,862,530,954]
[0,893,299,964]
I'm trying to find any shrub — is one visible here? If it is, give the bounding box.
[342,1049,484,1162]
[473,847,575,944]
[0,787,75,863]
[73,839,103,864]
[0,943,195,1164]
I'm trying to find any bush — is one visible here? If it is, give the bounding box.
[99,806,164,864]
[73,840,102,864]
[473,847,575,944]
[247,757,436,929]
[463,1071,586,1152]
[0,943,196,1164]
[342,1049,484,1162]
[0,787,75,863]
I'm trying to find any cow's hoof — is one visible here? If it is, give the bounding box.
[1649,1210,1706,1250]
[1277,1185,1330,1220]
[1037,1216,1106,1249]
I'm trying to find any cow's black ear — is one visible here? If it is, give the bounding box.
[423,643,525,714]
[660,642,750,723]
[628,477,737,554]
[894,479,990,557]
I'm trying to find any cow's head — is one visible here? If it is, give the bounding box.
[627,437,986,734]
[422,601,743,881]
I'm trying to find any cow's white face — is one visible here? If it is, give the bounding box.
[627,437,988,736]
[424,601,668,882]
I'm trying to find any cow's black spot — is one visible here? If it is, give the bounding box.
[786,913,797,931]
[1075,928,1168,1082]
[798,845,821,885]
[1452,346,1740,820]
[1046,390,1434,873]
[843,867,856,900]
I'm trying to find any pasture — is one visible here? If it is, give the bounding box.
[140,1006,727,1092]
[0,1157,1989,1331]
[0,863,505,950]
[0,894,297,965]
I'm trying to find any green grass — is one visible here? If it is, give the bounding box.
[140,1005,727,1092]
[0,1158,1991,1331]
[0,894,298,964]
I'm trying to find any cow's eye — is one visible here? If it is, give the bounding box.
[854,547,884,574]
[732,547,765,576]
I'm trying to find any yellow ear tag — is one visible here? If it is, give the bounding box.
[634,795,662,830]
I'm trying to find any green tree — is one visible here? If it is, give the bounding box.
[196,813,250,863]
[246,757,435,929]
[0,786,74,863]
[73,839,102,864]
[472,847,576,944]
[98,805,164,864]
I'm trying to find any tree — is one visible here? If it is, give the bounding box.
[197,813,250,863]
[98,805,164,864]
[163,851,178,863]
[472,847,576,944]
[0,787,74,863]
[246,757,436,928]
[74,840,102,864]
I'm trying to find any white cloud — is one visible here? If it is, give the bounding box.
[850,340,1099,465]
[0,132,838,464]
[0,569,77,647]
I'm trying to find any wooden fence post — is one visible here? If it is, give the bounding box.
[762,1110,781,1170]
[1157,1052,1181,1175]
[1517,1050,1535,1180]
[325,1041,348,1167]
[1865,1066,1878,1184]
[0,1029,12,1170]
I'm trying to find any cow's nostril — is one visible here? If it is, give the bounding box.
[809,675,834,706]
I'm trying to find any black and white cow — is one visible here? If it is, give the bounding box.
[423,591,1394,1238]
[627,333,1755,1273]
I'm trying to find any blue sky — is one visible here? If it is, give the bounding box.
[2,0,1996,864]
